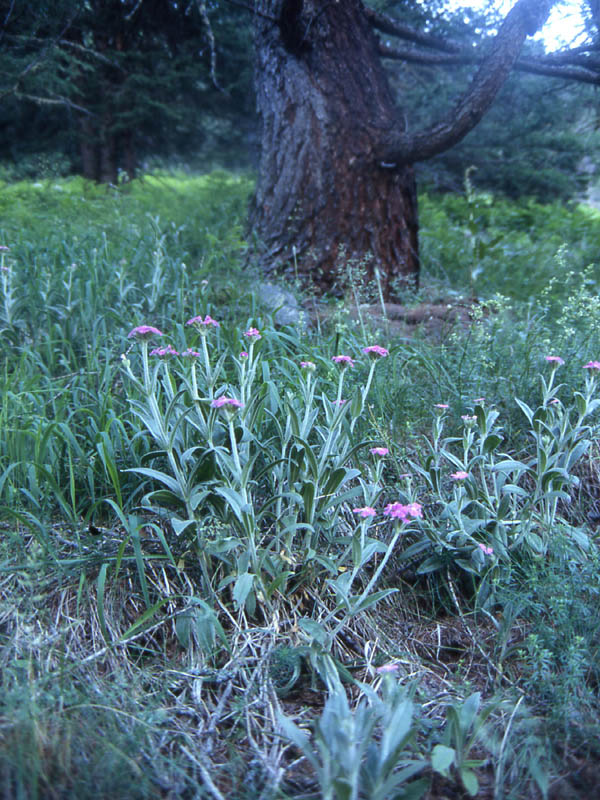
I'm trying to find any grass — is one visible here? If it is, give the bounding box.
[1,172,600,799]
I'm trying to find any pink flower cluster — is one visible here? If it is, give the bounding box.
[352,506,376,518]
[478,543,494,556]
[584,361,600,371]
[300,360,316,370]
[187,314,219,328]
[369,447,389,456]
[150,345,179,358]
[383,502,423,521]
[211,397,243,409]
[244,327,261,339]
[545,355,564,366]
[362,345,389,359]
[332,354,355,368]
[128,325,163,339]
[375,663,399,674]
[451,471,469,481]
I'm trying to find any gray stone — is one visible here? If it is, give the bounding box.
[256,281,305,327]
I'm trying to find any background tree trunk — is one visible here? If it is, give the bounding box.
[249,0,419,300]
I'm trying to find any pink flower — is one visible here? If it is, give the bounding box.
[548,397,560,405]
[461,415,477,425]
[375,663,399,674]
[362,345,389,359]
[150,345,179,357]
[300,360,316,370]
[240,351,249,358]
[128,325,163,339]
[244,327,261,339]
[353,506,376,518]
[211,397,243,409]
[186,314,219,328]
[583,361,600,371]
[383,502,422,521]
[181,348,201,357]
[473,397,485,405]
[332,399,346,406]
[544,355,564,366]
[369,447,389,456]
[478,543,494,556]
[451,471,469,481]
[406,502,423,519]
[332,355,355,368]
[434,403,450,410]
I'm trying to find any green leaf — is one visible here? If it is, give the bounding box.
[233,572,255,611]
[171,517,196,537]
[482,433,503,454]
[298,617,329,646]
[460,767,479,796]
[277,713,318,770]
[175,612,191,649]
[431,744,456,775]
[459,692,481,732]
[124,466,182,495]
[96,562,110,644]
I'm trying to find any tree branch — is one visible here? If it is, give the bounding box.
[378,43,600,85]
[376,0,559,165]
[364,6,460,54]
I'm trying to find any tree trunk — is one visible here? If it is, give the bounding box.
[79,115,99,181]
[249,0,419,300]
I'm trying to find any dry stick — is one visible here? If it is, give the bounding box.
[445,567,517,688]
[180,746,226,800]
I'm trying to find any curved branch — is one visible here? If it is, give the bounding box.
[364,6,460,53]
[379,41,600,85]
[376,0,558,165]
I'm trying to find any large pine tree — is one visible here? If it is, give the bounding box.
[248,0,599,298]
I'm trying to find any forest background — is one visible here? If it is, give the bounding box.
[3,1,600,799]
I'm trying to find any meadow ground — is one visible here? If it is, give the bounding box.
[1,172,600,799]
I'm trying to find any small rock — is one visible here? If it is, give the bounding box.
[256,281,304,326]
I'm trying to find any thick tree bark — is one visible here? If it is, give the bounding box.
[249,0,419,299]
[249,0,558,300]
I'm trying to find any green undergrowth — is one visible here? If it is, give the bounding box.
[1,172,600,799]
